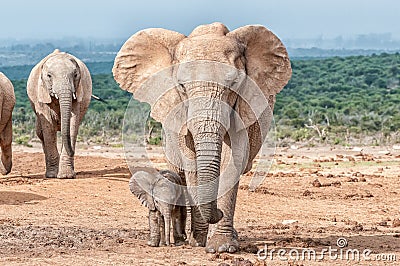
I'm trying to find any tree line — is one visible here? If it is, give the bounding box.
[8,52,400,146]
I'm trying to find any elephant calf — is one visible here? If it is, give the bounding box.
[129,169,187,246]
[0,73,15,175]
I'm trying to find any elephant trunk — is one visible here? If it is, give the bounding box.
[58,85,74,157]
[185,82,230,224]
[186,116,224,224]
[195,134,224,224]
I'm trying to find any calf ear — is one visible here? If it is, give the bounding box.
[129,171,156,210]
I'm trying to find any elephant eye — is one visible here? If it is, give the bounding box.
[47,74,52,79]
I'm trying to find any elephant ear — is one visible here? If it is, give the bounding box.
[113,28,186,122]
[129,171,157,210]
[27,51,62,104]
[70,55,91,102]
[227,25,292,128]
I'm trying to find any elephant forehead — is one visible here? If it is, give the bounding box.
[189,22,229,37]
[175,36,241,62]
[45,56,76,71]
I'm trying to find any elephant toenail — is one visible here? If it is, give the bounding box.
[218,246,227,253]
[206,247,216,253]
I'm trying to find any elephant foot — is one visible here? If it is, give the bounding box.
[205,230,239,254]
[57,168,76,179]
[147,240,159,247]
[0,155,12,175]
[189,230,207,247]
[45,169,58,178]
[174,234,187,246]
[0,163,11,175]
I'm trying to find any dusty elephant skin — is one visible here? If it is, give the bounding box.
[27,50,92,179]
[0,73,15,175]
[129,169,187,247]
[113,22,292,253]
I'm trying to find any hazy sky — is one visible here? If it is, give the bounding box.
[1,0,399,41]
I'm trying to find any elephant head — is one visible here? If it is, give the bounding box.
[114,23,292,224]
[32,50,86,157]
[130,170,185,246]
[129,170,183,210]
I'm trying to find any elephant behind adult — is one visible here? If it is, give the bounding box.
[113,23,291,253]
[0,72,15,175]
[27,49,92,178]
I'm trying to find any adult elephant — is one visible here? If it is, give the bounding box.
[113,23,291,253]
[27,49,92,178]
[0,72,15,175]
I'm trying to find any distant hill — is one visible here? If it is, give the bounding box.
[288,47,400,60]
[1,61,113,80]
[7,52,400,146]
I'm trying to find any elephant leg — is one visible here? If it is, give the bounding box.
[164,211,171,246]
[58,110,79,178]
[172,206,187,246]
[159,214,166,246]
[0,118,12,175]
[148,210,161,247]
[184,171,209,247]
[205,130,248,253]
[38,118,59,178]
[189,206,210,247]
[205,182,239,253]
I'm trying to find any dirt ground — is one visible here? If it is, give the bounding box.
[1,142,400,266]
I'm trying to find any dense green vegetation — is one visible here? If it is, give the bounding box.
[7,52,400,146]
[275,52,400,145]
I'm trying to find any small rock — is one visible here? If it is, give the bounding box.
[282,220,298,225]
[231,258,254,266]
[240,244,259,254]
[392,219,400,227]
[312,179,322,187]
[352,224,364,232]
[302,190,312,196]
[378,221,388,226]
[347,156,356,162]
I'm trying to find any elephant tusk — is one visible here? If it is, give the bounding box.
[54,94,59,99]
[73,93,76,100]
